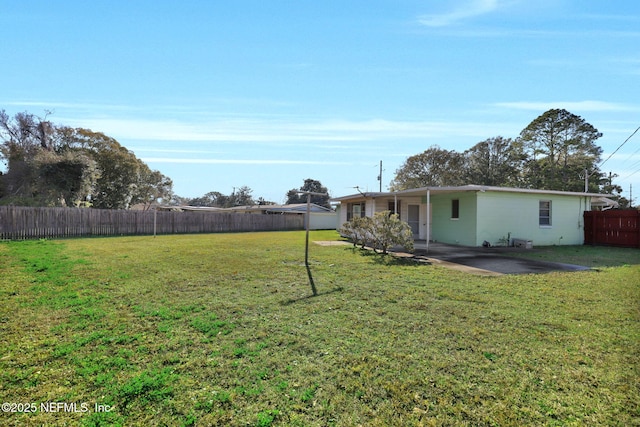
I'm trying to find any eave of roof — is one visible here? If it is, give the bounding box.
[330,185,609,201]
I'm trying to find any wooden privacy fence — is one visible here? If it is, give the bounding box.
[0,206,304,240]
[584,210,640,248]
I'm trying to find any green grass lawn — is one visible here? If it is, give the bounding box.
[504,244,640,268]
[1,231,638,426]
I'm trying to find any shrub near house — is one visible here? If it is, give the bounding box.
[341,211,414,254]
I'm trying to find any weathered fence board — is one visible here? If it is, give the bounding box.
[0,206,304,240]
[584,210,640,248]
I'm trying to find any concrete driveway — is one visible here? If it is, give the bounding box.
[410,242,591,275]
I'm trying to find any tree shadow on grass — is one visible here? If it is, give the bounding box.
[280,286,345,306]
[344,246,431,267]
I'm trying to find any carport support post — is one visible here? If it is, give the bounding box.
[426,189,430,254]
[394,193,397,215]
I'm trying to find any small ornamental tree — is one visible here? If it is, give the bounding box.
[371,211,414,254]
[340,216,372,249]
[340,211,414,254]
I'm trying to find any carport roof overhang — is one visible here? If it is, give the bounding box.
[330,185,607,202]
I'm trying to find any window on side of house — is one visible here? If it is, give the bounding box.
[539,200,551,226]
[347,202,365,221]
[388,200,401,217]
[451,199,459,219]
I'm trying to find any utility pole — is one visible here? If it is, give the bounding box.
[584,168,588,192]
[582,168,598,192]
[377,160,383,192]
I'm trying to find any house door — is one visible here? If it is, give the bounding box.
[408,205,420,238]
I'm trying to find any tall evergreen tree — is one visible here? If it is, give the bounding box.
[390,146,465,190]
[518,109,603,192]
[462,136,526,187]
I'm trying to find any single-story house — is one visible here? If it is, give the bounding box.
[331,185,609,247]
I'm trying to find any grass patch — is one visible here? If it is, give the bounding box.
[0,231,638,426]
[506,244,640,268]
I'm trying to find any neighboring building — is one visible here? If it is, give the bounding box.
[224,203,333,215]
[590,197,619,211]
[171,203,337,230]
[223,203,337,230]
[332,185,608,247]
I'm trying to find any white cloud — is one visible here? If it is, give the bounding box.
[4,99,528,153]
[416,27,640,39]
[4,99,516,146]
[494,100,639,112]
[59,116,504,145]
[130,148,226,155]
[4,100,134,112]
[579,13,640,23]
[418,0,501,27]
[141,158,349,166]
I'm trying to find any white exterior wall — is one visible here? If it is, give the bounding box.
[335,197,376,227]
[336,196,430,239]
[369,196,429,239]
[308,212,339,230]
[337,203,347,226]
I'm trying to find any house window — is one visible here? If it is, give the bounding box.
[451,199,459,219]
[388,201,401,217]
[347,202,365,221]
[539,200,551,226]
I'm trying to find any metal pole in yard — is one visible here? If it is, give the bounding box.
[305,193,311,268]
[298,191,328,296]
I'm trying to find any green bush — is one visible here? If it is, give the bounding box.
[340,211,414,254]
[340,216,372,249]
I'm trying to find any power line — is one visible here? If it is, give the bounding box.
[627,157,640,171]
[628,144,640,158]
[600,125,640,168]
[622,165,640,180]
[616,143,640,170]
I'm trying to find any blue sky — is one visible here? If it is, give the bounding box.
[2,0,639,203]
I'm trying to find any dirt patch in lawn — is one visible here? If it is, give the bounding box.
[313,240,352,246]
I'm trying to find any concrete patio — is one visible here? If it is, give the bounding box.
[407,241,591,275]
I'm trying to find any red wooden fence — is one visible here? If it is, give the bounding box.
[584,210,640,248]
